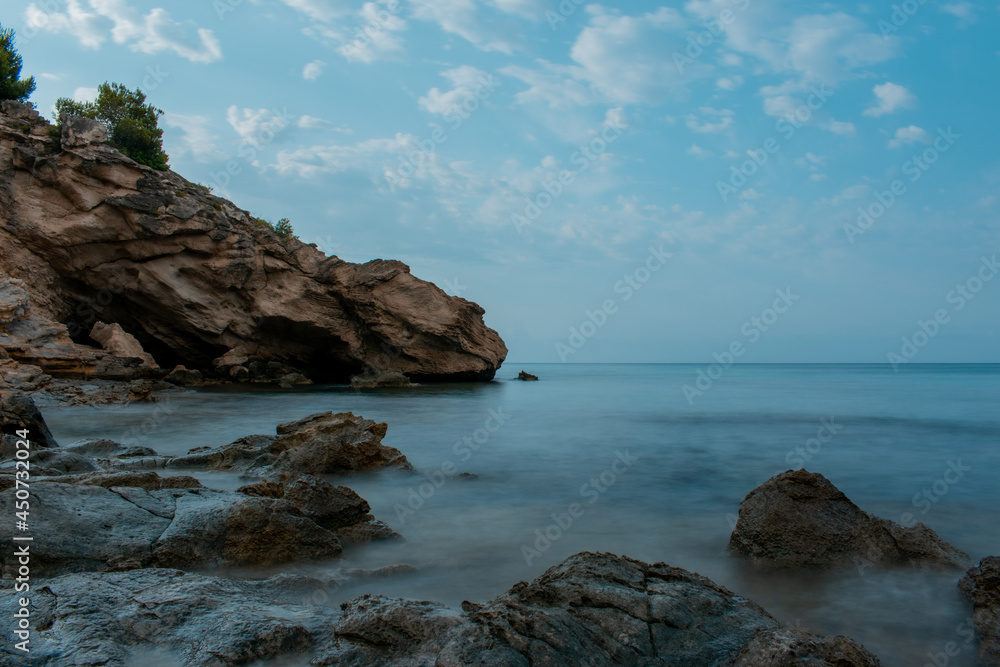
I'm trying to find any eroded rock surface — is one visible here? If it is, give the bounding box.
[0,552,881,667]
[960,556,1000,665]
[728,469,969,570]
[0,102,506,384]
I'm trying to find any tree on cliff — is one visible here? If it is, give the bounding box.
[55,83,169,171]
[0,25,36,102]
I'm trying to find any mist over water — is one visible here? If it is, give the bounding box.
[46,364,1000,666]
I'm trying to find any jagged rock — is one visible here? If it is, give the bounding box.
[350,370,415,388]
[0,568,343,667]
[0,105,506,384]
[0,483,343,575]
[0,552,881,666]
[164,365,204,386]
[90,321,157,368]
[59,113,108,148]
[64,438,156,458]
[0,274,30,324]
[0,394,58,447]
[238,475,399,545]
[517,370,539,381]
[960,556,1000,665]
[324,551,880,665]
[728,469,969,569]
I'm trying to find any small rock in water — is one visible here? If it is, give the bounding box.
[350,370,415,388]
[517,370,539,381]
[959,556,1000,665]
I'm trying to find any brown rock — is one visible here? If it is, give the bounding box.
[728,469,969,570]
[90,321,158,368]
[0,105,506,384]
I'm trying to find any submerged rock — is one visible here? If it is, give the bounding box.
[728,469,969,570]
[0,552,880,667]
[960,556,1000,665]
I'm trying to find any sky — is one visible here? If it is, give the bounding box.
[2,0,998,364]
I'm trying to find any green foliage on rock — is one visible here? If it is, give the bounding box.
[0,25,36,102]
[55,82,169,170]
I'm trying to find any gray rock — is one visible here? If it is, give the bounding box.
[164,365,205,386]
[350,370,415,388]
[0,482,342,575]
[0,568,341,667]
[324,551,880,666]
[1,394,58,448]
[960,556,1000,665]
[728,469,969,570]
[59,113,108,148]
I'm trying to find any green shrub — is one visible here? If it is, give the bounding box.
[55,82,169,170]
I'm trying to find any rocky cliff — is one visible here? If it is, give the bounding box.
[0,101,507,388]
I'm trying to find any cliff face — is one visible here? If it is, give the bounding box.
[0,101,506,386]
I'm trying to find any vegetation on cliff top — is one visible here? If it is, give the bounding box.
[55,83,169,171]
[0,25,36,103]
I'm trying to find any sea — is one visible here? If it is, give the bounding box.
[44,363,1000,666]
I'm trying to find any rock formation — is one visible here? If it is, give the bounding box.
[728,469,969,569]
[0,100,507,386]
[0,551,881,666]
[960,556,1000,665]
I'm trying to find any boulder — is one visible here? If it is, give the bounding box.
[89,321,158,368]
[59,113,108,148]
[323,551,880,665]
[164,365,204,386]
[0,394,58,447]
[238,475,400,545]
[728,469,969,569]
[517,370,538,381]
[960,556,1000,665]
[0,483,343,575]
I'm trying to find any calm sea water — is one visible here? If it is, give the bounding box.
[45,364,1000,666]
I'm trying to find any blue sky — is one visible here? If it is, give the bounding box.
[3,0,998,363]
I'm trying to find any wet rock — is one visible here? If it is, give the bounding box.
[517,370,538,381]
[90,321,158,368]
[323,551,881,665]
[960,556,1000,665]
[350,370,415,388]
[0,394,58,447]
[0,483,342,575]
[164,365,204,386]
[728,469,969,570]
[0,568,342,667]
[64,438,157,458]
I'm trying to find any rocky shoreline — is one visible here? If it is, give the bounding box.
[1,392,997,665]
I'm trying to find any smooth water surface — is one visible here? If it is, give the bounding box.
[46,364,1000,666]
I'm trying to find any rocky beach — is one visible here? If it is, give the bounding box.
[1,103,998,666]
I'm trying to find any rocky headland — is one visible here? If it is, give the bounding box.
[0,100,507,397]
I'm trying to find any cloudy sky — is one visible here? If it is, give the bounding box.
[4,0,998,363]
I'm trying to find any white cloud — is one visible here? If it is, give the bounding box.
[419,66,492,116]
[25,0,222,63]
[888,125,931,149]
[569,6,706,105]
[337,2,407,63]
[279,0,349,22]
[500,61,596,110]
[941,2,977,21]
[716,75,744,91]
[298,115,353,134]
[824,119,856,135]
[409,0,514,53]
[163,113,226,163]
[227,107,293,147]
[684,107,734,133]
[72,87,99,103]
[795,152,826,170]
[303,60,326,80]
[863,82,916,117]
[687,144,713,159]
